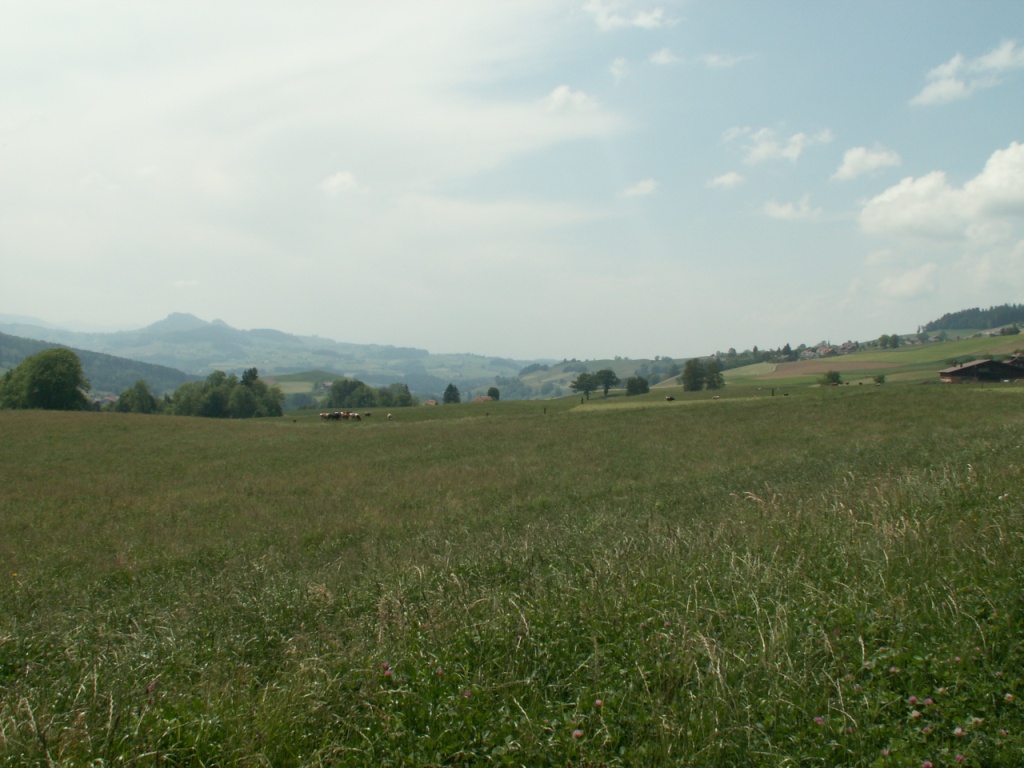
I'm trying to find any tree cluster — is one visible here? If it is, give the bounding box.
[625,376,649,396]
[876,334,902,349]
[326,379,415,409]
[680,358,725,392]
[0,348,91,410]
[819,370,843,386]
[114,379,161,414]
[570,369,620,399]
[169,368,284,418]
[922,304,1024,332]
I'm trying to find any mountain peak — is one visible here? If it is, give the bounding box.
[145,313,210,333]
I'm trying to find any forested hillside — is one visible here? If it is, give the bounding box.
[922,304,1024,332]
[0,332,196,396]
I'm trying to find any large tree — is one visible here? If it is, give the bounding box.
[593,369,621,397]
[625,376,649,396]
[569,372,597,400]
[115,379,159,414]
[680,359,706,392]
[0,348,90,410]
[443,383,461,404]
[704,359,725,390]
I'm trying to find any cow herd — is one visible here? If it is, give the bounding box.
[319,411,368,421]
[319,411,395,422]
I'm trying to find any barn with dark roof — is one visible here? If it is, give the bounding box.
[939,358,1024,383]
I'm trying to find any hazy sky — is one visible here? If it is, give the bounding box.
[2,1,1023,360]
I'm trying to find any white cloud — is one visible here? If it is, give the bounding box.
[583,0,675,30]
[707,171,744,189]
[700,53,754,69]
[726,126,834,164]
[878,263,937,299]
[649,47,679,65]
[860,172,967,239]
[541,84,599,112]
[764,195,821,221]
[610,57,628,83]
[963,141,1024,217]
[911,39,1024,105]
[320,170,360,196]
[832,146,902,180]
[911,77,972,106]
[860,142,1024,239]
[622,178,658,197]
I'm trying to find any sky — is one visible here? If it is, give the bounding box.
[2,1,1023,361]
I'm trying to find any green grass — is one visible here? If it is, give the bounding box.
[2,385,1023,765]
[718,336,1024,390]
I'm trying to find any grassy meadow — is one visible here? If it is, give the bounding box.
[1,383,1023,766]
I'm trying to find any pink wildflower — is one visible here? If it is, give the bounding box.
[953,726,964,737]
[910,710,922,719]
[924,698,934,706]
[922,762,934,768]
[814,716,826,726]
[594,699,603,708]
[908,696,918,705]
[572,729,584,739]
[955,756,965,764]
[1005,693,1014,702]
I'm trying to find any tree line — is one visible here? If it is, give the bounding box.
[324,378,417,409]
[0,349,279,417]
[166,368,284,418]
[922,304,1024,332]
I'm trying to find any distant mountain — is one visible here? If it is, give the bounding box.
[0,332,197,396]
[0,314,540,399]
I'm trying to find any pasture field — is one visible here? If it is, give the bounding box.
[1,385,1023,766]
[724,336,1024,389]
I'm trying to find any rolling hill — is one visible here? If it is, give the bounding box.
[3,306,1022,403]
[0,313,543,401]
[0,331,197,397]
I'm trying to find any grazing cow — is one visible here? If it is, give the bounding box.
[665,396,675,401]
[387,413,393,421]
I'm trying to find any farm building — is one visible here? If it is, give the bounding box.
[939,358,1024,383]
